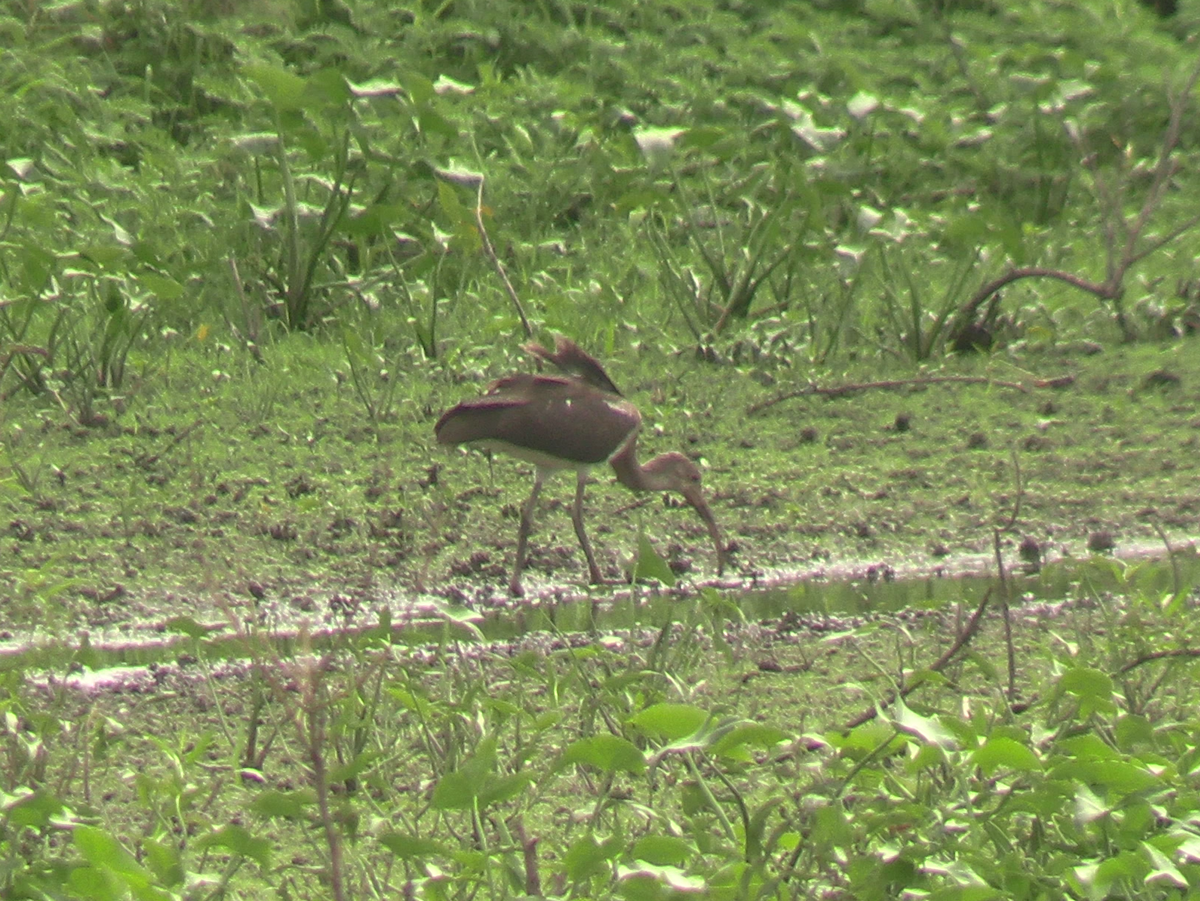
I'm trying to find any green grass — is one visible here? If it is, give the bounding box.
[3,337,1198,629]
[3,0,1200,897]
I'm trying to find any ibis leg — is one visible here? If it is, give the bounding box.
[572,471,604,584]
[510,472,544,596]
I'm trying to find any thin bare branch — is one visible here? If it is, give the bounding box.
[840,588,992,731]
[1121,56,1200,269]
[748,373,1073,415]
[474,180,533,339]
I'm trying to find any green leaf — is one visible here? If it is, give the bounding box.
[73,827,171,900]
[74,826,145,880]
[710,722,788,759]
[971,736,1041,774]
[892,699,957,749]
[249,789,316,820]
[78,244,129,268]
[564,834,615,882]
[628,703,708,742]
[306,68,352,106]
[244,62,307,111]
[142,837,183,888]
[811,803,853,848]
[136,272,184,302]
[479,772,532,807]
[1073,851,1146,899]
[436,605,485,641]
[1114,714,1153,750]
[631,834,693,868]
[1073,783,1109,825]
[1060,666,1116,715]
[1142,842,1186,889]
[329,749,379,784]
[618,862,705,893]
[677,125,727,148]
[379,832,448,860]
[431,770,478,810]
[197,824,272,871]
[560,734,646,776]
[3,788,65,829]
[631,533,676,587]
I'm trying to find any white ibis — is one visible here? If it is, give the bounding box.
[435,338,726,595]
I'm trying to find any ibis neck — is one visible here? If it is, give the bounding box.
[610,439,652,492]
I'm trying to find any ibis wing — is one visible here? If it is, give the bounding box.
[524,337,623,396]
[436,376,640,466]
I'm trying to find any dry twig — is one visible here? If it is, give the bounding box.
[748,373,1073,415]
[840,587,992,731]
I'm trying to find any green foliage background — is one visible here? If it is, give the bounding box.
[1,0,1197,378]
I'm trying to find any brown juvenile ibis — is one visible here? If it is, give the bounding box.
[435,337,726,595]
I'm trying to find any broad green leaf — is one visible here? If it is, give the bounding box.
[244,62,307,111]
[618,862,705,893]
[631,533,676,587]
[631,834,693,868]
[676,125,727,149]
[142,837,183,887]
[1142,842,1186,888]
[564,834,615,882]
[560,734,646,775]
[1067,758,1161,794]
[78,245,129,268]
[306,68,352,106]
[971,736,1041,774]
[74,827,173,901]
[431,770,479,810]
[1114,714,1153,750]
[198,824,271,871]
[3,788,65,829]
[892,699,956,749]
[811,804,853,848]
[249,789,315,819]
[379,832,448,859]
[136,272,184,301]
[1074,851,1146,899]
[1074,783,1109,825]
[479,772,532,807]
[710,722,788,759]
[74,827,147,881]
[417,105,459,140]
[1060,667,1115,707]
[628,703,707,742]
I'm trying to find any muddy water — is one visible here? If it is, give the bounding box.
[481,546,1199,638]
[4,544,1195,685]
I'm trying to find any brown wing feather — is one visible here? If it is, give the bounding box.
[436,375,640,466]
[524,337,623,396]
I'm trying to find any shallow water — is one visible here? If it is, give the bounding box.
[7,545,1194,685]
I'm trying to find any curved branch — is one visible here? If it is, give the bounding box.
[748,373,1073,415]
[950,266,1118,340]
